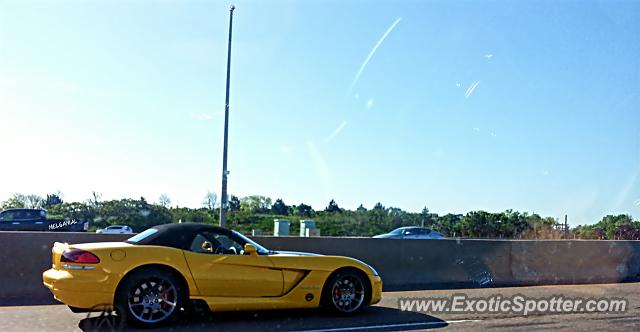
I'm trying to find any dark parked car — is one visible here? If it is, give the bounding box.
[373,226,445,239]
[0,208,88,232]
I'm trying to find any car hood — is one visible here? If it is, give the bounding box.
[372,234,397,238]
[270,250,323,257]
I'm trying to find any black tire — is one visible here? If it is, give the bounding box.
[115,267,186,327]
[322,269,371,315]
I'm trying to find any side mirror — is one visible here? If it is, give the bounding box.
[244,243,258,256]
[201,241,213,253]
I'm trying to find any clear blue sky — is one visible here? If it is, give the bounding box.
[1,0,639,225]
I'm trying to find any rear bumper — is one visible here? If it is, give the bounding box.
[370,275,383,305]
[43,268,114,309]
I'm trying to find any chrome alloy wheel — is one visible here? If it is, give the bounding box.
[331,275,365,313]
[127,277,177,323]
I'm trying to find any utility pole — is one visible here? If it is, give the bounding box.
[220,5,235,228]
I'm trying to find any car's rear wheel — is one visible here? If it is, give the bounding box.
[115,267,185,327]
[322,269,370,314]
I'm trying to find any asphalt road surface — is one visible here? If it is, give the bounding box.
[1,283,638,331]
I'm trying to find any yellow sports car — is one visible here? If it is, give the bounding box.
[43,223,382,327]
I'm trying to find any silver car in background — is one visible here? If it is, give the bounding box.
[96,225,133,234]
[373,226,445,239]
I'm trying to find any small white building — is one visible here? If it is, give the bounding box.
[300,219,317,237]
[273,219,290,236]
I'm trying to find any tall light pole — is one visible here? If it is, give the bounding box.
[220,4,235,228]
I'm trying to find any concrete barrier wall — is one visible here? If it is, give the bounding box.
[1,232,639,305]
[509,240,640,285]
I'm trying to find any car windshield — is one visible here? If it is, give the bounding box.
[126,228,158,243]
[389,228,404,235]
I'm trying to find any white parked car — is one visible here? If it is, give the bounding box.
[96,225,133,234]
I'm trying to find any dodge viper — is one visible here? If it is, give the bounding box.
[43,223,382,327]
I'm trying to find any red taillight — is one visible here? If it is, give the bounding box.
[61,249,100,264]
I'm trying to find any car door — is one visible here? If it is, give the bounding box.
[0,210,39,231]
[0,210,21,231]
[183,231,283,297]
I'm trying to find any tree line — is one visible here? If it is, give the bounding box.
[1,192,638,239]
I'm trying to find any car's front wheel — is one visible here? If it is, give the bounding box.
[115,267,185,327]
[322,269,370,314]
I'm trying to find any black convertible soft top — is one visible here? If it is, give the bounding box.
[129,223,234,250]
